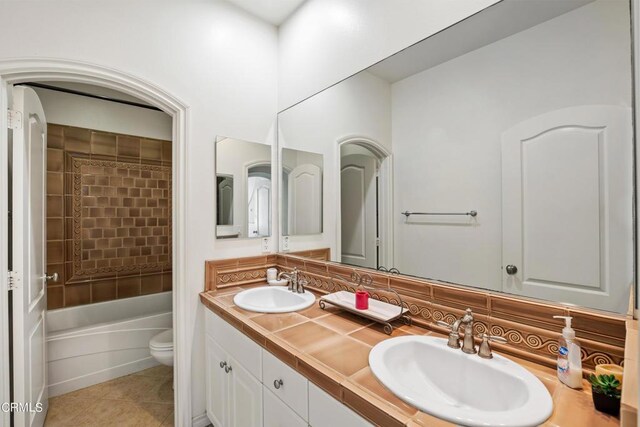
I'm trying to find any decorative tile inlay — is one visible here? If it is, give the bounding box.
[70,157,171,280]
[46,124,172,309]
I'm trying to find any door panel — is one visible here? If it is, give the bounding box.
[247,176,271,238]
[288,164,322,235]
[12,86,48,426]
[340,154,377,268]
[502,105,632,312]
[229,357,262,427]
[205,335,228,427]
[218,177,234,225]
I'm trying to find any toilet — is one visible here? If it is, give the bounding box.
[149,329,174,366]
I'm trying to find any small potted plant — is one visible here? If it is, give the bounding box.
[588,373,621,416]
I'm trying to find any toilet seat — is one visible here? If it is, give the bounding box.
[150,329,173,351]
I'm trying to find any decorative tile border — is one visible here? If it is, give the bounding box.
[204,250,628,372]
[70,157,172,280]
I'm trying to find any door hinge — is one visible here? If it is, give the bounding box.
[7,109,22,130]
[376,238,381,247]
[7,271,19,291]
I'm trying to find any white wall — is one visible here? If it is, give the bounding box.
[0,0,278,419]
[392,0,631,291]
[278,71,391,255]
[216,138,271,237]
[32,87,173,140]
[277,0,500,110]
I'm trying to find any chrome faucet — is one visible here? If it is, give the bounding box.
[436,308,477,354]
[277,267,307,293]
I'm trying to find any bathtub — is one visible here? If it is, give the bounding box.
[46,291,172,397]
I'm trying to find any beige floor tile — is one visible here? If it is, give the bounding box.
[44,396,97,427]
[134,365,173,379]
[71,399,172,426]
[44,369,175,427]
[103,375,163,401]
[142,376,174,404]
[160,410,175,426]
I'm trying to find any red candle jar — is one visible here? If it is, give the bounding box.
[355,290,369,310]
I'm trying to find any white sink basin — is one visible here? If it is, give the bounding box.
[233,286,315,313]
[369,336,553,427]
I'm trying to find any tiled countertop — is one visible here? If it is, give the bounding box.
[200,285,620,427]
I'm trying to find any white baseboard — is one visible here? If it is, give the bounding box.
[48,357,159,397]
[192,412,211,427]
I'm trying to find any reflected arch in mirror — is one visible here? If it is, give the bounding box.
[337,136,393,271]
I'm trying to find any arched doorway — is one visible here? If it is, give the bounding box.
[336,137,393,271]
[0,58,189,426]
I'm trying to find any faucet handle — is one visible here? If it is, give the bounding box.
[435,320,454,330]
[477,333,507,359]
[435,320,461,349]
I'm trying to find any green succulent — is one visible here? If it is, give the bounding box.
[588,374,621,399]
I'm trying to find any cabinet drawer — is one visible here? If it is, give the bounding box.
[205,310,262,379]
[263,386,307,427]
[309,382,372,427]
[262,349,308,420]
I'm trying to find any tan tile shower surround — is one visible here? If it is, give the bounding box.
[202,250,633,426]
[46,124,172,309]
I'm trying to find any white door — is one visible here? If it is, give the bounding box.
[340,154,378,268]
[228,357,262,427]
[218,176,234,225]
[11,86,48,426]
[247,176,271,237]
[206,335,229,427]
[502,105,632,313]
[287,164,322,235]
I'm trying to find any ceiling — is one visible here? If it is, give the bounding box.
[224,0,307,26]
[367,0,594,83]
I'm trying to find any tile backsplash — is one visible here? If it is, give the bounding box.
[47,123,172,309]
[204,250,628,373]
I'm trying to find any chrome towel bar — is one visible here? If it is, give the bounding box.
[401,210,477,218]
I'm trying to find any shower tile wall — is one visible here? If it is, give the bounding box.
[46,124,172,309]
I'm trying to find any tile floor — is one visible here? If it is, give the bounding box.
[44,365,174,426]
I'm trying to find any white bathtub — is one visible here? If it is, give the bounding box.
[46,291,172,397]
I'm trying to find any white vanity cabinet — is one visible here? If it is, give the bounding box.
[205,309,372,427]
[205,311,263,427]
[205,334,263,427]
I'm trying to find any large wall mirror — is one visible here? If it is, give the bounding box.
[277,0,634,313]
[215,136,272,239]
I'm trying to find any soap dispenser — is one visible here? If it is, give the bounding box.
[553,315,583,389]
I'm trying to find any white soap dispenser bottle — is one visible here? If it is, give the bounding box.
[553,315,583,389]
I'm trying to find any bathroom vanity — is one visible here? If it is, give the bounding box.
[200,253,632,427]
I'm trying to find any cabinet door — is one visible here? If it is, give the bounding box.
[262,349,308,419]
[263,386,307,427]
[308,382,372,427]
[229,357,263,427]
[206,335,229,427]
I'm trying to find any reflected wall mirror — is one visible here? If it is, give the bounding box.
[215,136,272,239]
[281,148,323,236]
[277,0,634,313]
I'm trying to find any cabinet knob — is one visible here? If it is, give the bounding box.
[273,379,283,389]
[505,265,518,275]
[219,361,227,369]
[224,365,232,374]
